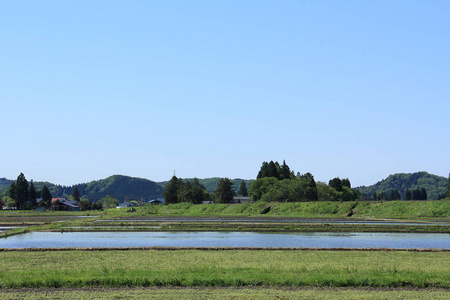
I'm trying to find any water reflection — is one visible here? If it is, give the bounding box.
[1,231,448,249]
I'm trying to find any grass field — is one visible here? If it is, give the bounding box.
[122,200,450,219]
[0,287,448,300]
[0,249,448,289]
[2,200,448,220]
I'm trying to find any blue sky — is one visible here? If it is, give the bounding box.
[1,0,449,187]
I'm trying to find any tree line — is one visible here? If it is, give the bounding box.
[163,176,246,204]
[369,188,428,201]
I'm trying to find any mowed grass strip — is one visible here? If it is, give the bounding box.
[0,250,448,289]
[0,287,449,300]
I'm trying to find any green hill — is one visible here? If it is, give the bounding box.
[0,175,163,203]
[75,175,163,202]
[355,172,448,200]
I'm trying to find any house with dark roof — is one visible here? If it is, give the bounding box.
[51,199,80,211]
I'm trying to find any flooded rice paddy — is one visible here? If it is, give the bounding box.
[1,231,448,249]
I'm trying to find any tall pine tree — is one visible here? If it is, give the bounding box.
[257,162,269,179]
[237,180,248,196]
[267,161,280,179]
[163,176,180,204]
[279,160,293,180]
[41,185,52,208]
[215,178,234,203]
[15,173,29,210]
[72,187,81,203]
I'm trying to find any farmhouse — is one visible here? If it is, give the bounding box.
[51,198,80,211]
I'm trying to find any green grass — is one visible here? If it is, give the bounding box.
[0,250,448,289]
[355,200,450,218]
[127,200,450,219]
[0,287,449,299]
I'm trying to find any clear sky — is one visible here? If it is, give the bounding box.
[1,0,449,187]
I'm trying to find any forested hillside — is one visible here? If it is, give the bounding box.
[355,172,447,200]
[0,175,163,203]
[73,175,163,202]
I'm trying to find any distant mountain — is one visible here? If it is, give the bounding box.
[0,175,163,202]
[355,172,448,200]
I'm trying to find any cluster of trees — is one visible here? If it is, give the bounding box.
[405,188,428,200]
[250,173,318,202]
[250,161,357,202]
[322,177,357,202]
[257,160,295,180]
[163,177,209,204]
[370,188,428,201]
[1,173,53,210]
[163,176,237,204]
